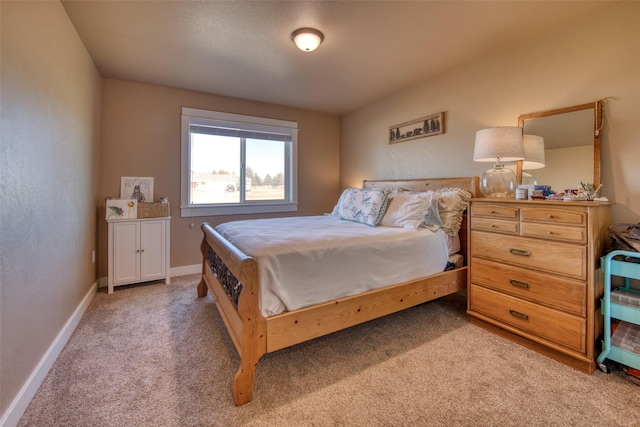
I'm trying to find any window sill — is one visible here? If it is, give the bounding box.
[180,202,298,217]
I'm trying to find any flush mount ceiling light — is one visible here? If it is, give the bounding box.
[290,28,324,52]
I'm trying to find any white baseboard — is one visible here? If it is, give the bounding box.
[2,266,202,426]
[0,281,98,427]
[170,264,201,277]
[98,264,201,288]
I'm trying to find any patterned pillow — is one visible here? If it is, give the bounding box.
[338,188,389,227]
[330,188,353,217]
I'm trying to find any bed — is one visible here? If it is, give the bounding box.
[197,177,480,405]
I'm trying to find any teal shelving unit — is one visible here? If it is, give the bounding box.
[597,250,640,373]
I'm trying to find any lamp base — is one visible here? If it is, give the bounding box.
[521,172,537,186]
[480,164,518,198]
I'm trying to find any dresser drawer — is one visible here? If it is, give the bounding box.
[470,258,587,316]
[471,217,519,234]
[471,204,519,220]
[521,222,587,244]
[521,207,586,226]
[470,230,587,280]
[469,285,586,352]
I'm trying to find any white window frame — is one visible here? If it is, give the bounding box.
[180,107,298,217]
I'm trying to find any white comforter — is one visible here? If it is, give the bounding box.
[216,216,451,317]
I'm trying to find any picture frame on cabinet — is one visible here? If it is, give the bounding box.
[121,177,154,203]
[105,198,138,220]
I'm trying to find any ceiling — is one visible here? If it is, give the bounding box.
[61,1,618,115]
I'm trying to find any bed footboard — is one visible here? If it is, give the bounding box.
[199,223,266,406]
[198,177,479,406]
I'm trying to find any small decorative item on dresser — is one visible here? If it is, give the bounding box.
[581,182,602,201]
[515,188,528,200]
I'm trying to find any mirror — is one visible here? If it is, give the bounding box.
[517,101,602,192]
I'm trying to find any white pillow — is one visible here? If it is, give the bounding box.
[422,194,443,232]
[433,188,472,236]
[380,193,431,230]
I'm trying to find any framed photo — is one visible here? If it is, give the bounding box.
[105,198,137,220]
[120,177,154,203]
[389,112,445,144]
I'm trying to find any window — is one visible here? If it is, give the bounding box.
[181,107,298,217]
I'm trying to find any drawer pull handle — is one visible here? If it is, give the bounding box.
[547,231,554,235]
[509,309,529,320]
[509,279,529,289]
[509,248,530,257]
[490,224,496,228]
[547,214,554,219]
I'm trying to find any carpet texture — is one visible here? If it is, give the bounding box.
[18,274,640,426]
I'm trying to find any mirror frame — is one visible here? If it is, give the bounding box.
[517,101,603,187]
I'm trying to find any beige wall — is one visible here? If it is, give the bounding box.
[0,0,102,419]
[98,79,341,277]
[3,0,638,422]
[341,1,640,225]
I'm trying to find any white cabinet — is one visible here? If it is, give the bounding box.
[107,217,170,294]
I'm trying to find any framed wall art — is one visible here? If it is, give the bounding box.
[121,177,154,203]
[389,112,445,144]
[105,198,137,220]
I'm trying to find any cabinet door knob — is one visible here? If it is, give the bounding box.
[509,248,530,257]
[509,309,529,320]
[509,279,530,289]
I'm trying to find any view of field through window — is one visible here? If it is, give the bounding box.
[190,133,285,204]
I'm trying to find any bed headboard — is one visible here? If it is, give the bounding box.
[362,177,480,198]
[362,177,480,261]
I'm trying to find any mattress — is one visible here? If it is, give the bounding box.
[216,215,453,317]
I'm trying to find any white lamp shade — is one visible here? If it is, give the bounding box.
[473,127,525,163]
[291,28,324,52]
[522,134,545,170]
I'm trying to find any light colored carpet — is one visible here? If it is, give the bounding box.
[19,274,640,426]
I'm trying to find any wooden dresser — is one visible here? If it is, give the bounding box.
[467,198,612,373]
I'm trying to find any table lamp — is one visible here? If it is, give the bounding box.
[473,127,525,198]
[521,134,545,185]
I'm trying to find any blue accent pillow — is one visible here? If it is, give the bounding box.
[338,188,388,227]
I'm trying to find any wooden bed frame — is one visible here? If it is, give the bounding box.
[197,177,480,405]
